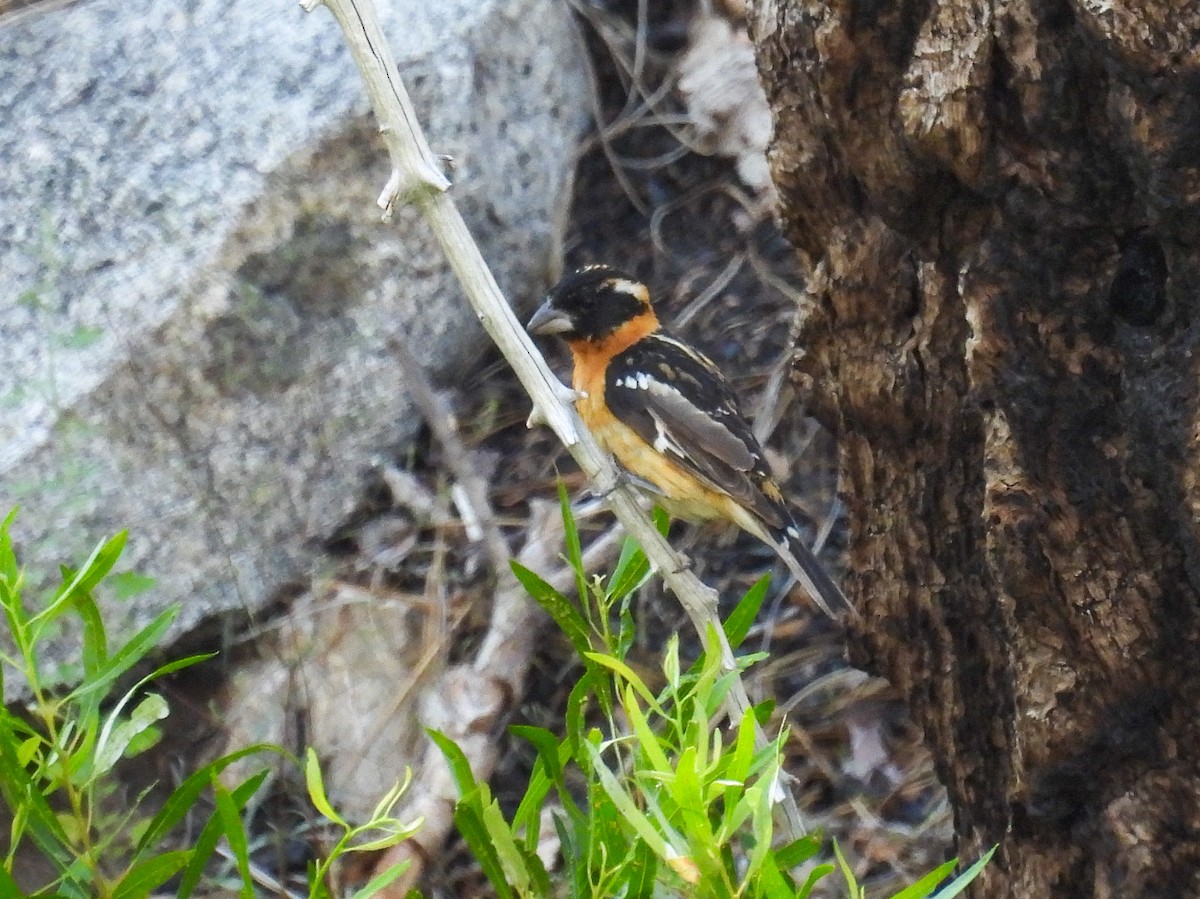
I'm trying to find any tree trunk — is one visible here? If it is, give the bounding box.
[748,1,1200,895]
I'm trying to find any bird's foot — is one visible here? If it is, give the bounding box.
[590,470,663,502]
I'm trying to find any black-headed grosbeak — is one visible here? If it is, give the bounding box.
[527,264,851,618]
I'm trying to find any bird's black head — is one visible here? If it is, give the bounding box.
[527,265,655,342]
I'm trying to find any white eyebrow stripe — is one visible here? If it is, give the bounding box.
[606,278,650,303]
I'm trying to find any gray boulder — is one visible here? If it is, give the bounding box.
[0,0,588,693]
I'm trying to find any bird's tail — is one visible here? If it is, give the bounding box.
[767,518,853,619]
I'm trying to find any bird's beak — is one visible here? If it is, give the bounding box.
[527,301,574,336]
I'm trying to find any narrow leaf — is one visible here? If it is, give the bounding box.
[111,850,190,899]
[558,480,588,603]
[890,858,958,899]
[585,743,671,858]
[833,841,863,899]
[453,804,516,899]
[920,846,996,899]
[106,571,157,601]
[796,863,836,897]
[426,729,479,797]
[480,797,531,893]
[608,536,652,602]
[346,860,412,899]
[0,508,19,584]
[214,778,254,897]
[135,744,279,855]
[92,693,169,778]
[176,769,270,899]
[305,747,346,827]
[723,575,770,649]
[33,531,128,627]
[582,652,663,715]
[775,832,824,868]
[511,561,590,657]
[65,605,180,703]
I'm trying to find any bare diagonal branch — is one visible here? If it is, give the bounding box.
[300,0,808,841]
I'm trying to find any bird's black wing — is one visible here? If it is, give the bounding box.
[604,332,787,529]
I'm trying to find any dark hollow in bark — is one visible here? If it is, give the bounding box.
[749,0,1200,895]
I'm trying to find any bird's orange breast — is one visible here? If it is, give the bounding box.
[570,358,735,524]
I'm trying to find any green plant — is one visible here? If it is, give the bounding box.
[432,490,994,897]
[0,508,421,898]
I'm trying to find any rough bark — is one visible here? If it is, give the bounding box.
[749,0,1200,896]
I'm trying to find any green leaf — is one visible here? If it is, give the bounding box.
[348,826,421,854]
[214,778,254,897]
[111,850,190,899]
[176,768,270,899]
[796,863,835,897]
[510,725,564,790]
[751,698,776,726]
[65,605,180,703]
[124,723,164,760]
[608,536,652,603]
[623,687,670,774]
[890,857,958,899]
[0,508,19,585]
[583,652,663,715]
[670,746,710,840]
[368,768,414,823]
[135,743,280,855]
[724,575,770,649]
[106,572,157,601]
[615,587,637,659]
[652,505,671,535]
[16,735,41,767]
[716,714,758,840]
[305,747,347,827]
[480,795,533,893]
[75,648,216,783]
[558,480,589,603]
[0,717,72,871]
[617,838,658,899]
[510,560,590,657]
[833,841,863,899]
[775,832,824,868]
[662,634,680,688]
[565,672,598,754]
[756,852,800,899]
[426,729,479,797]
[585,743,672,859]
[33,531,128,628]
[65,573,107,678]
[453,803,516,899]
[141,652,218,683]
[917,846,996,899]
[347,859,413,899]
[725,710,757,785]
[509,725,577,846]
[92,693,169,778]
[0,864,24,898]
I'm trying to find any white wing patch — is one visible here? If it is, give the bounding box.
[619,370,757,472]
[617,373,652,390]
[652,415,686,457]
